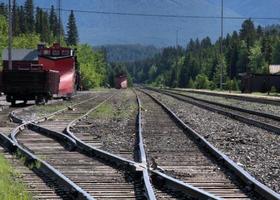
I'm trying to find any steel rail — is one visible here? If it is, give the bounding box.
[6,93,106,200]
[150,87,280,135]
[68,89,220,199]
[150,170,222,200]
[1,129,94,200]
[134,90,157,200]
[164,88,280,121]
[66,93,138,169]
[137,89,225,200]
[141,88,280,200]
[171,88,280,106]
[10,93,100,124]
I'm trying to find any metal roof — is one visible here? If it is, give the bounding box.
[269,65,280,74]
[2,49,38,61]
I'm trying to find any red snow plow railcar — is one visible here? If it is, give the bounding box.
[1,43,80,105]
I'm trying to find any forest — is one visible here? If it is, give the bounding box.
[126,20,280,90]
[95,44,159,62]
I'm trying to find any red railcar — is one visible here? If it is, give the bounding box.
[115,75,128,89]
[38,43,78,97]
[1,43,79,105]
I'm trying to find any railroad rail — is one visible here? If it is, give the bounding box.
[67,90,224,199]
[170,88,280,106]
[0,93,98,199]
[136,88,280,200]
[7,91,148,199]
[1,89,279,199]
[0,94,94,199]
[149,87,280,135]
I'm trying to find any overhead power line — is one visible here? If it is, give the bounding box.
[55,8,280,21]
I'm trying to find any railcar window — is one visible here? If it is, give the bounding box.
[43,50,50,56]
[61,50,70,56]
[52,50,60,56]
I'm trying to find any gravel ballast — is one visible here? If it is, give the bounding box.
[71,90,138,160]
[179,91,280,117]
[150,90,280,194]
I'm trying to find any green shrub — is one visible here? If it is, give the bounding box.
[187,78,195,88]
[194,74,210,89]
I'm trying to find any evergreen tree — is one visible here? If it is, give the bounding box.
[49,5,59,39]
[18,6,26,33]
[35,7,41,34]
[0,3,8,18]
[66,10,79,46]
[240,19,256,49]
[24,0,34,33]
[249,41,268,73]
[35,7,50,43]
[12,0,20,35]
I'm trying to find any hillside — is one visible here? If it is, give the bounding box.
[16,0,280,46]
[95,44,160,62]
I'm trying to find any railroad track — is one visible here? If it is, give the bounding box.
[170,89,280,106]
[4,91,149,199]
[1,89,279,199]
[0,97,83,199]
[0,92,112,199]
[67,90,198,199]
[135,88,280,200]
[149,87,280,135]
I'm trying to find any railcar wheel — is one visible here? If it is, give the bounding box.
[11,100,16,107]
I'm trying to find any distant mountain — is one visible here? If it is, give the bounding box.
[95,44,160,62]
[207,0,280,25]
[15,0,280,46]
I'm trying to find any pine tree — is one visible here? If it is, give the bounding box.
[240,19,256,49]
[12,0,20,35]
[41,10,50,43]
[0,3,8,18]
[24,0,34,33]
[66,10,78,46]
[35,7,51,43]
[35,7,41,34]
[18,6,26,33]
[49,5,58,39]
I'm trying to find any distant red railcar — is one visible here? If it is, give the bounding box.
[1,43,79,105]
[115,75,128,89]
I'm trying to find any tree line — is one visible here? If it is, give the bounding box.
[127,19,280,90]
[0,0,79,46]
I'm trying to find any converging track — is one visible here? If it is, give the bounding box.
[1,89,279,200]
[15,128,144,199]
[137,90,253,199]
[152,88,280,135]
[136,88,280,200]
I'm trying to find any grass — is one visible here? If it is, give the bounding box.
[0,154,31,200]
[90,93,137,120]
[90,103,115,119]
[36,104,68,113]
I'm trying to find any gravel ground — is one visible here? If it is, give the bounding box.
[15,92,96,121]
[178,91,280,117]
[71,90,138,160]
[150,90,280,194]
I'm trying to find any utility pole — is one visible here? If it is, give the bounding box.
[220,0,224,90]
[176,29,179,48]
[8,0,13,70]
[57,0,61,44]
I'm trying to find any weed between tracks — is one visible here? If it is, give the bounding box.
[0,154,31,200]
[36,103,72,113]
[89,92,137,120]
